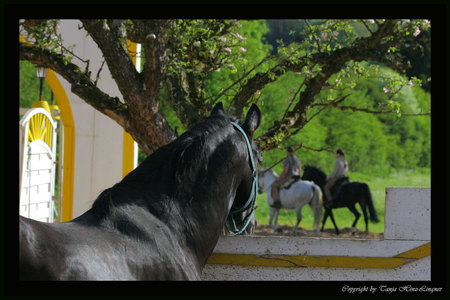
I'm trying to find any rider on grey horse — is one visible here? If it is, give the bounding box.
[270,146,301,209]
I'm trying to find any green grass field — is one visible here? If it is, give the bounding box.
[255,169,430,234]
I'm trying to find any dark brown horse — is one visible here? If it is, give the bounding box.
[302,165,379,235]
[19,102,262,280]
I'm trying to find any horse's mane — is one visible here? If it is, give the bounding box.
[304,165,327,183]
[305,165,324,174]
[92,113,239,220]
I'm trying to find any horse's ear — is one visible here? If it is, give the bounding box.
[211,102,226,116]
[243,103,261,139]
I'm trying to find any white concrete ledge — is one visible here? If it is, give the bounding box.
[203,256,431,281]
[211,235,427,257]
[203,187,431,281]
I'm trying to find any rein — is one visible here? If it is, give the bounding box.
[225,122,258,235]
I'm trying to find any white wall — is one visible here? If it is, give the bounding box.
[57,20,124,218]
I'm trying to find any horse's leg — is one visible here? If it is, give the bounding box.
[321,209,329,232]
[314,213,321,237]
[348,204,361,232]
[328,209,340,235]
[273,209,280,232]
[269,208,276,232]
[359,200,369,232]
[312,197,322,237]
[291,206,302,235]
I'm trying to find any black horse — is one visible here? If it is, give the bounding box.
[19,102,262,280]
[302,165,379,235]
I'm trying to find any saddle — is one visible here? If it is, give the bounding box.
[281,175,301,190]
[330,176,349,200]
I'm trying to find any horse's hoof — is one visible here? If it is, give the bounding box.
[351,227,357,234]
[276,228,283,233]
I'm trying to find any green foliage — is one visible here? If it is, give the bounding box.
[319,99,390,174]
[158,20,273,137]
[167,19,252,80]
[223,21,431,175]
[257,62,430,176]
[19,60,53,108]
[204,20,273,105]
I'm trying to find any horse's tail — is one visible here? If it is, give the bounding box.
[311,184,323,233]
[362,183,379,223]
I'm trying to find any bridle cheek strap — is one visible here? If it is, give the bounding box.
[226,122,258,235]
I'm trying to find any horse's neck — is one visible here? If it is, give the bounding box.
[265,172,278,187]
[309,168,326,186]
[174,157,245,270]
[318,173,327,186]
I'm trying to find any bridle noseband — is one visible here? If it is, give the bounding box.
[225,122,258,235]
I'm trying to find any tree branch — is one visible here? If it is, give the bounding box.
[224,55,273,116]
[230,59,306,119]
[82,19,177,155]
[81,19,143,104]
[311,103,393,114]
[307,94,351,123]
[139,19,171,105]
[251,20,415,152]
[260,143,334,173]
[311,103,430,116]
[360,19,375,35]
[165,72,203,129]
[19,42,130,128]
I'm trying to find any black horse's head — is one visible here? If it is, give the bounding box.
[211,102,262,235]
[302,165,327,187]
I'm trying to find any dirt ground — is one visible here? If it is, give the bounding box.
[252,224,383,239]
